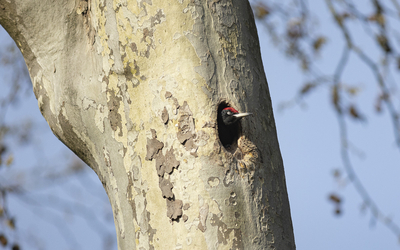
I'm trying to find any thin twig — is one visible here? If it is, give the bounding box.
[329,13,400,240]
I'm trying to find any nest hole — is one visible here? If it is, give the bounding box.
[217,101,242,152]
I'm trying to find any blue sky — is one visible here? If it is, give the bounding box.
[259,1,400,249]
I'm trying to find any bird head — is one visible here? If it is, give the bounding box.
[221,107,252,125]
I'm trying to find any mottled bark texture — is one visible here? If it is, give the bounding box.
[0,0,295,249]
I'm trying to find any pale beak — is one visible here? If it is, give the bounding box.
[233,112,252,118]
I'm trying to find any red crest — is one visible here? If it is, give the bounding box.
[223,107,239,114]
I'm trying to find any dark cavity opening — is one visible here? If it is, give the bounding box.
[217,101,241,152]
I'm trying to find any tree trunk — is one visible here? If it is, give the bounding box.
[0,0,295,249]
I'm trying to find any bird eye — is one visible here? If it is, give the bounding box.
[227,111,232,115]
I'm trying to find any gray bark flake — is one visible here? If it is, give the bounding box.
[166,199,183,220]
[165,91,172,99]
[107,89,123,136]
[145,130,164,161]
[198,203,209,232]
[161,106,169,124]
[154,146,180,177]
[164,147,180,174]
[165,91,180,114]
[210,214,243,249]
[155,152,166,176]
[183,203,190,210]
[176,101,203,154]
[177,101,195,144]
[159,178,174,199]
[145,127,182,221]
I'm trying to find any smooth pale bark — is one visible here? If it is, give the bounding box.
[0,0,295,249]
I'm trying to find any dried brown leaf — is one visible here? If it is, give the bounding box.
[300,82,316,95]
[255,4,270,19]
[313,36,327,52]
[287,21,303,39]
[7,218,15,229]
[368,13,385,26]
[6,154,13,167]
[301,58,309,71]
[329,194,342,204]
[0,234,7,246]
[0,144,6,155]
[12,244,20,250]
[341,12,351,19]
[348,105,365,121]
[376,34,391,53]
[345,87,360,96]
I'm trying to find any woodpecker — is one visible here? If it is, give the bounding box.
[221,107,252,125]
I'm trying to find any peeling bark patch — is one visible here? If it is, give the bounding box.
[107,89,123,136]
[145,138,163,161]
[161,106,169,124]
[165,91,180,114]
[202,121,216,128]
[194,130,210,147]
[183,203,190,210]
[176,101,210,155]
[165,91,172,99]
[151,9,165,28]
[166,199,183,220]
[126,172,138,220]
[150,128,157,139]
[124,64,134,81]
[177,101,195,144]
[141,28,153,43]
[102,75,109,85]
[124,60,142,87]
[183,137,197,153]
[126,163,157,249]
[154,146,179,177]
[207,177,220,188]
[164,147,180,174]
[133,60,140,76]
[130,42,138,55]
[159,178,174,199]
[155,152,165,176]
[138,0,152,8]
[210,214,243,249]
[135,9,166,58]
[145,131,164,161]
[145,130,182,221]
[198,203,209,232]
